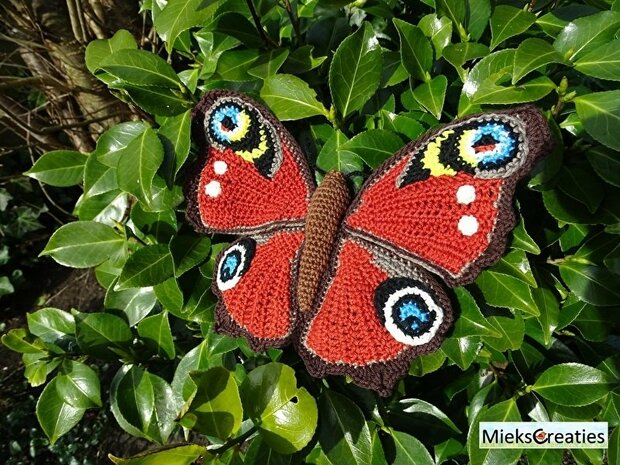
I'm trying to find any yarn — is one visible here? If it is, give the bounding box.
[184,91,553,396]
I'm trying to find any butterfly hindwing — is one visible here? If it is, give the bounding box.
[297,235,453,395]
[185,90,314,235]
[213,229,304,351]
[344,106,552,286]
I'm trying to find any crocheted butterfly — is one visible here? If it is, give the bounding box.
[184,90,552,395]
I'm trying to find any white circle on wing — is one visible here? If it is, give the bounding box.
[216,244,248,291]
[458,215,479,236]
[205,180,222,198]
[213,160,228,175]
[383,287,443,346]
[456,184,476,205]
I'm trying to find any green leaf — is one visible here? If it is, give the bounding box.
[25,150,86,187]
[105,285,157,326]
[329,23,382,118]
[513,38,567,84]
[170,235,211,277]
[180,368,242,439]
[451,288,499,338]
[316,129,363,174]
[85,29,137,74]
[436,0,466,33]
[443,42,489,73]
[338,129,404,169]
[557,165,604,213]
[490,249,537,287]
[137,311,176,359]
[393,19,432,82]
[84,151,117,197]
[57,360,102,409]
[586,146,620,188]
[95,121,149,167]
[123,85,192,116]
[282,45,327,74]
[532,287,559,347]
[98,49,182,88]
[241,363,317,454]
[36,377,86,444]
[412,75,447,119]
[409,350,446,376]
[171,341,215,400]
[575,91,620,151]
[526,449,564,465]
[575,40,620,81]
[117,127,165,206]
[468,399,521,465]
[215,49,260,81]
[75,312,132,359]
[532,363,618,406]
[389,430,434,465]
[154,0,221,51]
[475,270,539,316]
[110,365,178,444]
[109,444,206,465]
[154,278,184,314]
[248,49,290,78]
[558,260,620,307]
[41,221,124,268]
[418,14,452,58]
[158,110,191,180]
[245,437,292,465]
[484,310,524,352]
[1,328,46,354]
[473,75,556,105]
[118,244,174,289]
[318,390,372,465]
[467,0,491,41]
[554,11,620,61]
[441,335,481,370]
[609,428,619,465]
[27,307,75,348]
[261,74,329,121]
[396,398,462,433]
[490,5,536,50]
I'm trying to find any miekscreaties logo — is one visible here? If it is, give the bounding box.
[480,422,608,449]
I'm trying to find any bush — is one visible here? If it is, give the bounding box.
[3,0,620,464]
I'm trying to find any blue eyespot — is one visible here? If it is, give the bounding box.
[374,277,443,346]
[471,123,516,168]
[209,104,251,145]
[216,239,256,291]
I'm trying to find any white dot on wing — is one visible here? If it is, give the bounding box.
[458,215,479,236]
[205,180,222,198]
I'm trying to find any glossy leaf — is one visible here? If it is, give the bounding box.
[169,235,211,277]
[532,363,618,406]
[25,150,86,187]
[75,312,132,358]
[98,49,182,88]
[41,221,124,268]
[261,74,329,120]
[468,399,521,465]
[554,11,620,61]
[475,270,539,316]
[158,110,191,179]
[109,444,206,465]
[489,5,536,50]
[117,244,174,289]
[338,129,404,169]
[137,312,175,359]
[57,360,102,409]
[389,430,434,465]
[412,75,447,119]
[36,377,86,444]
[27,307,75,348]
[558,260,620,307]
[318,390,372,465]
[394,19,432,82]
[329,23,382,118]
[154,0,220,51]
[575,91,620,151]
[85,29,137,74]
[180,368,242,439]
[512,38,567,84]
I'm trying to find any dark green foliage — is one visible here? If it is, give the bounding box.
[3,0,620,464]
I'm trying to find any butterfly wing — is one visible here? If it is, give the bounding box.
[298,106,552,394]
[186,91,314,349]
[185,90,314,235]
[297,235,453,395]
[344,106,551,286]
[213,229,304,350]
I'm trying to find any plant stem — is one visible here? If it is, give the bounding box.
[211,426,258,455]
[245,0,278,48]
[282,0,302,45]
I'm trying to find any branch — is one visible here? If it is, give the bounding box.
[245,0,278,48]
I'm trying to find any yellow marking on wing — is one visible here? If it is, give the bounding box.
[458,129,479,167]
[227,110,251,142]
[238,128,270,162]
[421,129,457,176]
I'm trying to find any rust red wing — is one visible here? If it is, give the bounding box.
[344,106,552,286]
[185,90,314,236]
[213,229,304,351]
[297,235,453,396]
